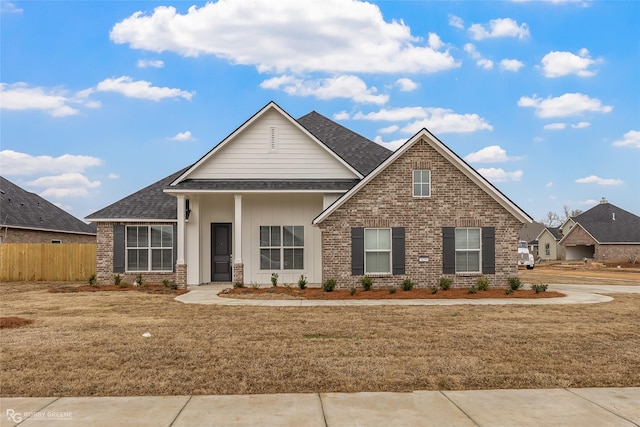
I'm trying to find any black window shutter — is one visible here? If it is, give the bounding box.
[172,224,178,272]
[392,227,405,275]
[482,227,495,274]
[442,227,455,274]
[351,227,364,275]
[113,225,125,273]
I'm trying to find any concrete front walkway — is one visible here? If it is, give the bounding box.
[2,388,638,426]
[175,283,640,306]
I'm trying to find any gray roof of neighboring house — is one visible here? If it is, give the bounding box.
[0,176,96,235]
[85,168,189,221]
[547,227,562,240]
[297,111,392,176]
[519,221,545,243]
[86,109,390,221]
[571,201,640,243]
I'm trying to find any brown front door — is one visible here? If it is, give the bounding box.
[211,223,232,282]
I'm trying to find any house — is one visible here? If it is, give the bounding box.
[536,227,562,261]
[0,176,96,244]
[518,221,545,259]
[559,198,640,262]
[86,102,532,288]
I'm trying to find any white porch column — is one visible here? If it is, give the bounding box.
[176,194,186,264]
[234,194,242,264]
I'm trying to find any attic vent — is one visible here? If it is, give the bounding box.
[612,212,616,221]
[269,126,278,152]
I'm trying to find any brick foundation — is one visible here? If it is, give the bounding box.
[233,263,244,285]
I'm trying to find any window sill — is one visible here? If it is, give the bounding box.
[455,272,482,277]
[363,273,392,277]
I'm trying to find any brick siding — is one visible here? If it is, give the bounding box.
[2,228,95,244]
[317,138,522,289]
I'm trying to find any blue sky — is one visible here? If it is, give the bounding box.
[1,0,638,224]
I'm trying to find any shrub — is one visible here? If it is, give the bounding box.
[468,285,477,294]
[350,287,357,296]
[361,276,373,291]
[114,274,122,286]
[270,273,278,286]
[531,283,548,293]
[163,279,171,287]
[505,288,514,295]
[298,275,307,290]
[170,281,178,290]
[401,278,414,291]
[507,276,522,291]
[389,287,397,294]
[233,282,245,289]
[439,277,452,291]
[431,286,438,294]
[323,279,336,292]
[250,282,261,289]
[88,274,97,287]
[135,274,144,287]
[476,278,490,291]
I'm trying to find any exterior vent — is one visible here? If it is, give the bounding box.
[612,212,616,221]
[269,126,278,152]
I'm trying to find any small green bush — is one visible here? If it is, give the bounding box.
[476,277,490,291]
[350,287,357,296]
[88,274,97,287]
[270,273,278,286]
[163,279,171,287]
[233,282,244,289]
[361,276,373,291]
[114,274,123,287]
[298,275,307,290]
[439,277,452,290]
[431,286,438,294]
[135,274,143,287]
[401,278,414,291]
[505,288,514,295]
[389,287,397,294]
[323,279,336,292]
[531,283,548,293]
[507,276,522,291]
[468,285,477,294]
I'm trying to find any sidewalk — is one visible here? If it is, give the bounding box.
[2,388,639,426]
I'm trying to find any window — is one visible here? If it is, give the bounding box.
[413,169,431,197]
[260,226,304,270]
[364,228,391,274]
[455,228,481,273]
[545,243,550,256]
[51,240,62,244]
[126,225,173,272]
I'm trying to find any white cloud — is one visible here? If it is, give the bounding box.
[612,130,640,148]
[468,18,530,40]
[378,125,399,134]
[333,111,350,121]
[544,123,566,130]
[108,173,119,179]
[354,107,493,134]
[545,182,554,188]
[96,76,194,101]
[261,75,388,105]
[579,198,598,206]
[517,92,613,118]
[395,78,418,92]
[477,167,523,182]
[571,121,591,129]
[373,135,406,151]
[500,59,524,72]
[464,44,493,70]
[575,175,623,186]
[27,173,101,198]
[169,131,193,141]
[448,14,464,29]
[0,2,23,13]
[110,1,459,74]
[0,150,102,175]
[137,59,165,68]
[464,145,520,163]
[0,82,99,117]
[540,49,599,77]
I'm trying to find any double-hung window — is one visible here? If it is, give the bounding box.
[364,228,391,274]
[455,228,481,273]
[126,225,173,272]
[260,226,304,270]
[413,169,431,197]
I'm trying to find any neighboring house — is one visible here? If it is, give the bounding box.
[0,176,96,244]
[518,221,545,259]
[536,227,561,261]
[86,102,532,288]
[559,198,640,262]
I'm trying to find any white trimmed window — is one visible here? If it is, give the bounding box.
[413,169,431,197]
[455,228,481,273]
[126,225,173,272]
[260,226,304,270]
[364,228,391,274]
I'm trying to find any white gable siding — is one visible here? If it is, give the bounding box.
[189,109,357,180]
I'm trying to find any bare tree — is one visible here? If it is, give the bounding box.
[540,211,561,227]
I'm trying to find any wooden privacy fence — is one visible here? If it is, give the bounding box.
[0,243,96,282]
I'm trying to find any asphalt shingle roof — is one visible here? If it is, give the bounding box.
[169,179,360,191]
[573,202,640,243]
[0,176,96,234]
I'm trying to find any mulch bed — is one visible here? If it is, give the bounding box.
[0,317,34,329]
[48,284,188,296]
[220,286,564,300]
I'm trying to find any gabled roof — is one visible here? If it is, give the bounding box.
[170,102,368,186]
[519,221,546,243]
[536,227,562,242]
[297,111,392,176]
[560,201,640,244]
[1,176,96,235]
[313,128,533,225]
[85,168,189,221]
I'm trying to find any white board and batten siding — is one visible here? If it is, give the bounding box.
[188,109,358,180]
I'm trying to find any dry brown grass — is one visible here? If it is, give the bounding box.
[1,281,639,396]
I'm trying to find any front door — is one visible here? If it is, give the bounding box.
[211,223,232,282]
